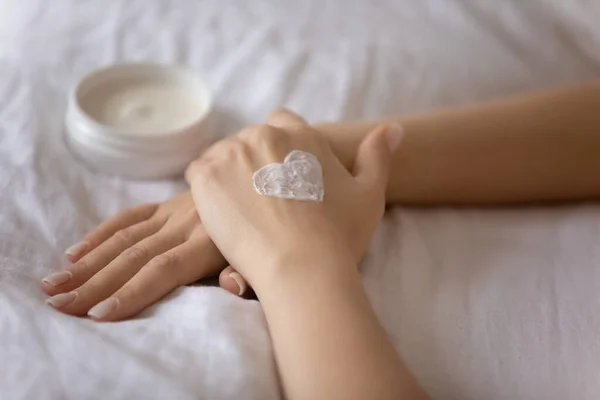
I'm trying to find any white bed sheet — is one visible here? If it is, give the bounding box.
[1,0,600,399]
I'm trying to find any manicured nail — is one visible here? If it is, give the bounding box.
[229,272,247,296]
[46,292,77,308]
[88,298,119,320]
[42,271,72,286]
[65,241,88,260]
[386,123,405,152]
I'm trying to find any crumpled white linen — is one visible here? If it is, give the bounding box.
[1,1,600,399]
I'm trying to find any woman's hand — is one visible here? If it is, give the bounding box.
[185,109,403,289]
[41,192,246,321]
[186,109,422,400]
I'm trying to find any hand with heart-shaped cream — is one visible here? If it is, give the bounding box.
[185,109,422,400]
[186,108,404,288]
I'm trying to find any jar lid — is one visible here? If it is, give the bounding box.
[65,63,214,179]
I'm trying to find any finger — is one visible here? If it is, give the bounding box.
[87,228,225,321]
[265,108,308,129]
[46,224,186,316]
[64,203,159,263]
[185,157,204,186]
[42,218,165,296]
[353,123,404,191]
[185,136,247,185]
[219,266,248,297]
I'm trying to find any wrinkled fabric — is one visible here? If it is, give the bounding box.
[1,1,600,399]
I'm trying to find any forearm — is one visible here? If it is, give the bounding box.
[253,244,429,400]
[317,81,600,205]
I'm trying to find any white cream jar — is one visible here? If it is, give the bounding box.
[66,63,213,179]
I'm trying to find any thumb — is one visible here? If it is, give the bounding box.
[353,123,404,190]
[219,265,248,297]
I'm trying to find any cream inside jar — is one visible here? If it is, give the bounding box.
[66,63,214,179]
[78,73,204,135]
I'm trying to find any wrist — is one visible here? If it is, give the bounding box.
[248,234,358,296]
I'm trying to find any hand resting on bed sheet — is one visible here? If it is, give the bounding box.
[42,82,600,321]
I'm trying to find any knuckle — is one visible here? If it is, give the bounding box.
[131,203,158,219]
[121,245,149,263]
[186,158,200,172]
[195,163,219,186]
[222,138,248,160]
[253,124,283,143]
[110,289,130,306]
[148,253,178,272]
[147,253,181,286]
[81,233,97,247]
[184,208,200,225]
[266,108,289,123]
[237,125,256,140]
[185,159,205,183]
[113,228,133,244]
[266,108,306,128]
[214,136,236,151]
[114,206,136,221]
[269,107,288,117]
[110,289,137,311]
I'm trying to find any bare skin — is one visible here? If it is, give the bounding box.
[184,109,428,399]
[322,81,600,204]
[42,81,600,314]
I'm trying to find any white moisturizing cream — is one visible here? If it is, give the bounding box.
[66,63,213,179]
[253,150,324,202]
[78,77,204,135]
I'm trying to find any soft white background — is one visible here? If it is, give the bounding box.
[1,1,599,399]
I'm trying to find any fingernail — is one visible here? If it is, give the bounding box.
[229,272,247,296]
[46,292,77,308]
[42,271,72,286]
[88,298,119,320]
[386,123,405,152]
[65,241,88,260]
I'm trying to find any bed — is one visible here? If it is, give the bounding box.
[1,0,599,399]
